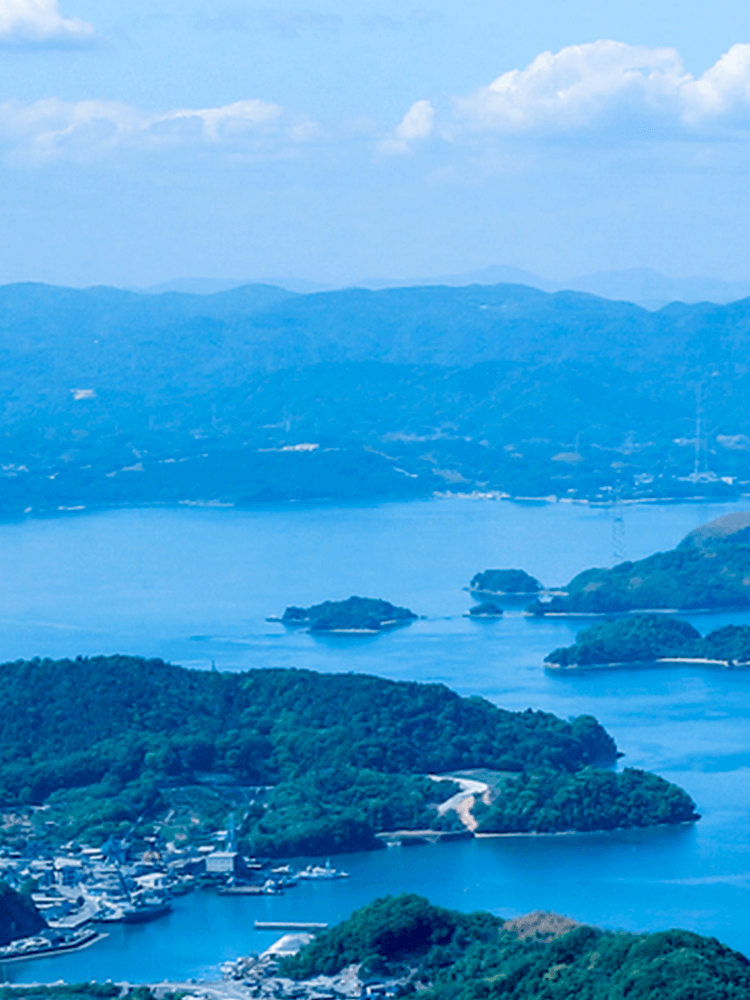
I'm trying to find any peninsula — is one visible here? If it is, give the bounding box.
[274,893,750,999]
[528,511,750,616]
[5,894,749,1000]
[545,615,750,670]
[278,596,417,632]
[0,657,695,857]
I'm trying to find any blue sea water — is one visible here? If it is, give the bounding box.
[4,496,750,982]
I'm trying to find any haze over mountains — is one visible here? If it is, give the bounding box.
[143,267,750,310]
[1,277,750,515]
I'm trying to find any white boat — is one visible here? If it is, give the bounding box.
[295,859,349,880]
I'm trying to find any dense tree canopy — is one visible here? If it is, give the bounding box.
[529,533,750,615]
[470,570,542,594]
[0,658,695,853]
[474,767,699,833]
[281,597,416,632]
[281,894,750,999]
[0,882,46,946]
[545,616,750,667]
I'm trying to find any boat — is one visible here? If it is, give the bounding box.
[217,879,283,896]
[295,859,349,880]
[121,894,172,923]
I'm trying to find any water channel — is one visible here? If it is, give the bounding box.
[3,496,750,981]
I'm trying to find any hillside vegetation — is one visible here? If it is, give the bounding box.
[470,569,542,594]
[280,893,750,999]
[0,658,694,853]
[2,282,750,512]
[0,882,46,946]
[546,615,750,668]
[280,597,416,632]
[529,520,750,615]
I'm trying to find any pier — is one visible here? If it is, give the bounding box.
[254,921,328,931]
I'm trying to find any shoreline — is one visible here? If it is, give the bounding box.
[5,491,750,526]
[475,819,698,839]
[0,931,108,965]
[546,656,749,672]
[531,605,750,619]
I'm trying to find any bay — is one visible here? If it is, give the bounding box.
[3,496,750,982]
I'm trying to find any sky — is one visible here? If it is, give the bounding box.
[1,0,750,286]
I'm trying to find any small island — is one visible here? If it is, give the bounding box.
[468,601,504,618]
[470,568,543,595]
[528,511,750,617]
[545,615,750,670]
[279,596,417,633]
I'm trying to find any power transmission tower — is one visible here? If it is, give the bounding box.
[610,467,627,565]
[693,382,704,481]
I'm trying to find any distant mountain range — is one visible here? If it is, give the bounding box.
[141,266,750,309]
[0,278,749,515]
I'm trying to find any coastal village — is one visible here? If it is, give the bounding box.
[0,836,349,966]
[0,772,489,970]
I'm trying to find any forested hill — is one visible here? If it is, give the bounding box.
[0,657,616,786]
[279,893,750,1000]
[530,513,750,615]
[2,280,749,381]
[2,281,750,511]
[0,658,697,854]
[545,615,750,668]
[0,883,46,946]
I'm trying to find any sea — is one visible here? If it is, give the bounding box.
[4,496,750,983]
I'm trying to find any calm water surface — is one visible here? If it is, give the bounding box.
[4,497,750,981]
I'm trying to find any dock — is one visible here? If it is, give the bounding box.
[218,886,269,895]
[254,921,328,931]
[375,829,472,847]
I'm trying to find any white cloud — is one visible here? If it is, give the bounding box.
[0,96,318,162]
[449,40,750,137]
[0,0,95,45]
[378,98,435,155]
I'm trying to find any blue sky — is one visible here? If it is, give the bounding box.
[1,0,750,286]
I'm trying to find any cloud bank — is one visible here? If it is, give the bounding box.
[455,40,750,136]
[0,97,318,161]
[6,39,750,163]
[0,0,95,45]
[381,41,750,153]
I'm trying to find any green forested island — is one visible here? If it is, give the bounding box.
[280,893,750,999]
[0,657,695,855]
[545,615,750,669]
[528,513,750,616]
[279,596,417,632]
[468,601,504,618]
[470,569,543,595]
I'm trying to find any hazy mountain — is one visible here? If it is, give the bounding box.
[351,266,750,309]
[352,264,556,292]
[144,276,330,295]
[0,279,748,514]
[562,268,750,309]
[139,267,750,309]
